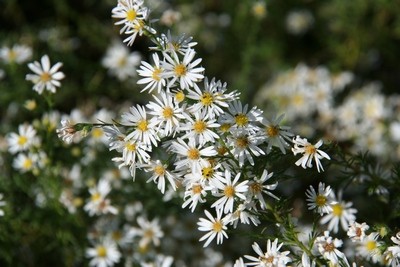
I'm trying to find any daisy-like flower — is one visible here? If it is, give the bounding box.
[227,128,265,167]
[320,192,357,233]
[0,44,32,64]
[182,181,207,212]
[179,110,220,145]
[0,193,6,216]
[315,231,346,264]
[347,221,369,242]
[111,0,147,35]
[12,152,35,173]
[26,54,65,94]
[305,182,334,216]
[291,135,331,172]
[7,124,38,154]
[197,209,228,247]
[83,179,118,216]
[220,100,263,132]
[247,169,279,210]
[260,114,294,154]
[385,233,400,267]
[244,239,292,266]
[186,77,239,118]
[162,48,205,90]
[121,104,159,147]
[141,160,177,194]
[154,32,197,54]
[210,171,249,214]
[86,238,121,267]
[137,53,166,93]
[356,232,383,263]
[102,41,141,81]
[129,216,164,249]
[146,91,185,137]
[172,138,217,173]
[226,202,260,229]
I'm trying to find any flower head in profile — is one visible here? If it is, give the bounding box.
[292,135,331,172]
[244,239,292,266]
[26,54,65,94]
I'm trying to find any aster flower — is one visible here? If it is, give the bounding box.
[320,192,357,233]
[102,41,141,81]
[7,124,38,154]
[137,52,166,94]
[182,181,207,212]
[247,169,279,210]
[385,233,400,267]
[162,48,205,90]
[111,0,148,35]
[347,221,369,242]
[26,54,65,94]
[244,239,292,266]
[141,160,177,194]
[225,203,260,229]
[210,171,248,214]
[220,100,263,132]
[83,179,118,216]
[153,31,197,54]
[305,182,334,216]
[260,114,294,154]
[179,110,220,145]
[12,152,35,173]
[315,231,346,264]
[291,135,331,172]
[0,44,32,64]
[197,209,228,247]
[86,238,121,267]
[129,216,164,249]
[356,232,383,263]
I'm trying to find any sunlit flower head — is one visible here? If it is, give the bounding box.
[86,238,121,267]
[244,239,292,266]
[305,182,334,216]
[292,135,331,172]
[197,209,228,247]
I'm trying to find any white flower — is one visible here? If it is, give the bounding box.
[112,0,147,34]
[315,231,345,264]
[210,171,248,214]
[162,48,204,90]
[244,239,292,266]
[305,182,334,216]
[129,216,164,248]
[121,104,159,147]
[320,192,357,233]
[225,203,260,228]
[197,209,228,247]
[0,44,32,64]
[102,41,141,81]
[56,120,78,144]
[347,221,369,242]
[12,152,35,173]
[220,100,263,132]
[248,169,279,210]
[137,53,166,93]
[83,179,118,216]
[141,160,177,194]
[292,135,331,172]
[154,32,197,54]
[7,124,38,154]
[182,181,207,212]
[179,110,220,145]
[146,91,185,137]
[26,54,65,94]
[233,257,245,267]
[86,238,121,267]
[385,233,400,267]
[356,232,383,263]
[260,114,294,154]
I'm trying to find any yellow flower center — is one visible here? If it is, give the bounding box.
[200,92,214,106]
[193,120,207,134]
[96,246,107,257]
[91,192,102,202]
[126,142,137,151]
[117,57,127,67]
[175,90,185,102]
[316,195,327,206]
[91,128,104,139]
[213,220,223,232]
[40,72,51,82]
[366,240,377,251]
[192,184,203,194]
[234,113,249,126]
[137,120,148,132]
[23,158,33,169]
[235,136,249,148]
[144,228,154,239]
[174,64,187,77]
[266,125,279,137]
[187,148,200,160]
[152,67,162,81]
[126,9,137,22]
[154,165,165,176]
[201,166,214,179]
[332,203,343,217]
[18,136,28,146]
[305,144,316,155]
[8,50,17,61]
[250,182,262,194]
[220,123,231,133]
[261,256,274,263]
[224,185,235,197]
[162,107,174,119]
